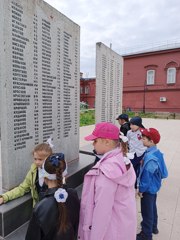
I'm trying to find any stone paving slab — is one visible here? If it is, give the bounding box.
[79,119,180,240]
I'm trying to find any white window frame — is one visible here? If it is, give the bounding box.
[146,70,155,85]
[85,86,89,94]
[167,67,176,84]
[80,86,83,94]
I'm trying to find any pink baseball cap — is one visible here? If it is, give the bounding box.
[140,128,161,144]
[85,122,119,141]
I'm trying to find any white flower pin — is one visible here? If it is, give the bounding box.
[54,188,68,203]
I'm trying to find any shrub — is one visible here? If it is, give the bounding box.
[80,109,95,126]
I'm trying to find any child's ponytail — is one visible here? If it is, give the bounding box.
[44,154,69,233]
[121,141,128,156]
[119,132,128,156]
[119,133,132,169]
[56,161,69,233]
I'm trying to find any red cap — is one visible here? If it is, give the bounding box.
[85,122,119,141]
[140,128,161,144]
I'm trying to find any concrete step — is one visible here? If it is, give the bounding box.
[2,222,28,240]
[0,153,94,239]
[0,194,32,238]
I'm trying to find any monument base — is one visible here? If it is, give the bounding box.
[0,194,32,239]
[0,152,95,239]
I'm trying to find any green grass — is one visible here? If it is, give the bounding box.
[80,110,175,127]
[80,109,95,126]
[124,111,156,118]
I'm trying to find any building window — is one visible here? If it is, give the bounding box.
[146,70,155,85]
[167,67,176,84]
[85,86,89,94]
[80,86,83,94]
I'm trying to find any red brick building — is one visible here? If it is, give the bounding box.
[80,73,96,108]
[123,47,180,113]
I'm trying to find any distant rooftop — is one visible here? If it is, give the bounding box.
[80,76,96,80]
[118,38,180,56]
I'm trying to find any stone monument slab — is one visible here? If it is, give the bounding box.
[95,42,123,123]
[0,0,80,190]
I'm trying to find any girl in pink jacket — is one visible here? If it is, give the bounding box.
[78,122,137,240]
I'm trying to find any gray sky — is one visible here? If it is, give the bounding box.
[44,0,180,77]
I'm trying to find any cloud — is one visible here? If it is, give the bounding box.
[44,0,180,76]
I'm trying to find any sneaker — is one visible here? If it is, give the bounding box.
[136,231,152,240]
[153,228,159,234]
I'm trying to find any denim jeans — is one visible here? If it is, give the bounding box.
[141,192,158,238]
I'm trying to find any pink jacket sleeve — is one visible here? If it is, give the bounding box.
[89,171,118,240]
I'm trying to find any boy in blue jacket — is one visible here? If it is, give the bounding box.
[137,128,168,240]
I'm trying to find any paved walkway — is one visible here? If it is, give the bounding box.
[79,118,180,240]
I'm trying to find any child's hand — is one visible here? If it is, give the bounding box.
[137,192,143,198]
[0,197,4,205]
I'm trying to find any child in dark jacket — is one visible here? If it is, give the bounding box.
[25,153,80,240]
[137,128,168,240]
[116,113,130,136]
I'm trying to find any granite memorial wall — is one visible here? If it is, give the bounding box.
[95,42,123,123]
[0,0,80,190]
